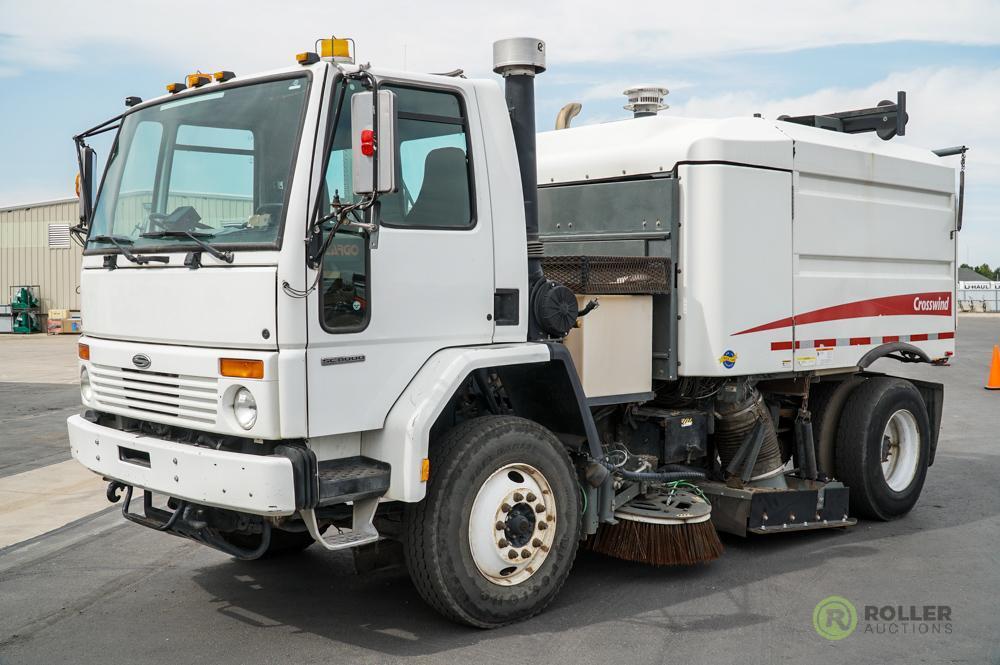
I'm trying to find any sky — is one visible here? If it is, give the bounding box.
[1,0,998,264]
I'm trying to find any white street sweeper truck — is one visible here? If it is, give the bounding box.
[67,36,964,627]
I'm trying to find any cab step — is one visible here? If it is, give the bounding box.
[301,497,380,551]
[316,456,390,507]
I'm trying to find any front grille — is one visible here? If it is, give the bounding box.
[89,363,218,425]
[542,255,671,295]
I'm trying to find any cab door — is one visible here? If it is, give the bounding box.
[305,78,495,436]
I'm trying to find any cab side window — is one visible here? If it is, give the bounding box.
[379,86,474,228]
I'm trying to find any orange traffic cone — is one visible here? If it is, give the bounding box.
[986,345,1000,390]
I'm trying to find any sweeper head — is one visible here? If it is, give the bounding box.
[588,483,723,566]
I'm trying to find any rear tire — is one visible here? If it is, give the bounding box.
[835,377,930,520]
[404,416,581,628]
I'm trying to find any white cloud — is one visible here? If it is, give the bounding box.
[577,80,693,102]
[2,0,1000,78]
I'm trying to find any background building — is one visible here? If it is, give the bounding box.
[0,198,83,315]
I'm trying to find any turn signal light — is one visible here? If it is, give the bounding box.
[219,358,264,379]
[166,82,186,94]
[186,73,211,88]
[78,343,90,360]
[296,51,319,65]
[213,70,236,82]
[420,458,430,482]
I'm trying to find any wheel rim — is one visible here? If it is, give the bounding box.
[880,409,920,492]
[468,463,557,586]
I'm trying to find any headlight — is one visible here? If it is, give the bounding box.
[80,367,93,403]
[233,387,257,430]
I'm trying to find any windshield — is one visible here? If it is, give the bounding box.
[88,76,309,252]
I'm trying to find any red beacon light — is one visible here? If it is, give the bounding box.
[360,129,375,157]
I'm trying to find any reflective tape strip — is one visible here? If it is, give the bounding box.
[770,332,955,351]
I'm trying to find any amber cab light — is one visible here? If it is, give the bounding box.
[186,73,212,88]
[220,358,264,379]
[78,343,90,360]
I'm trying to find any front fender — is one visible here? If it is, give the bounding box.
[361,343,550,502]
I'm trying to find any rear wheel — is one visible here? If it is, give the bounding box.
[835,377,930,520]
[404,416,581,628]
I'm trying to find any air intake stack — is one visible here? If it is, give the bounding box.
[624,85,669,118]
[494,37,578,341]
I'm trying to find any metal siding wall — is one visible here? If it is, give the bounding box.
[0,199,82,313]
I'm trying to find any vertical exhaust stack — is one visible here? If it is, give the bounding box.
[624,85,669,118]
[494,38,578,341]
[493,38,546,288]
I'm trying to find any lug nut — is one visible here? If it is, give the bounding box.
[498,539,509,548]
[501,503,511,513]
[495,521,505,531]
[526,492,537,502]
[508,550,518,560]
[535,504,545,513]
[520,550,531,559]
[538,521,548,530]
[513,492,524,502]
[532,538,542,547]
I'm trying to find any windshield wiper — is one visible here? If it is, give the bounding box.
[141,230,234,263]
[90,235,169,265]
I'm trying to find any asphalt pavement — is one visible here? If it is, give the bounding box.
[0,319,998,664]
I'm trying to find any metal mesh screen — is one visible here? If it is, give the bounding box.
[542,255,671,295]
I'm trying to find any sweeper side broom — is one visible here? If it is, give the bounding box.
[587,481,723,566]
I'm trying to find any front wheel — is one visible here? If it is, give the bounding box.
[403,416,581,628]
[835,377,931,520]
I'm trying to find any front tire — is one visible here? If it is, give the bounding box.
[404,416,581,628]
[835,377,931,520]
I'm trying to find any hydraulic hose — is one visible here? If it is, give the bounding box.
[602,461,706,482]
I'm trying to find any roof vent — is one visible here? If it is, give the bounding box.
[623,85,669,118]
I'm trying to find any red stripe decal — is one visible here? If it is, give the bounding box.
[771,341,794,351]
[733,292,952,336]
[939,331,955,339]
[850,337,871,346]
[910,333,929,342]
[883,335,900,343]
[815,338,837,348]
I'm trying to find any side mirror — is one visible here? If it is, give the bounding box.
[351,89,397,195]
[77,145,96,225]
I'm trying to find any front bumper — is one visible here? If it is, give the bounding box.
[68,414,296,515]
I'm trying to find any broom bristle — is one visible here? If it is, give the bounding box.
[587,518,723,566]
